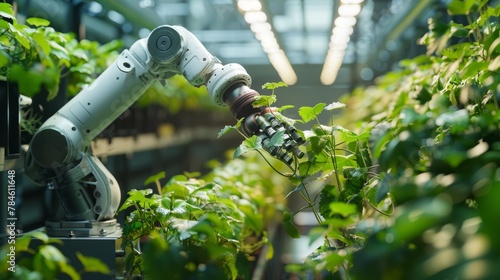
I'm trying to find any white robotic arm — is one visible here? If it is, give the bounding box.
[24,25,303,237]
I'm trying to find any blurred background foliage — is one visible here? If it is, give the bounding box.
[327,0,500,278]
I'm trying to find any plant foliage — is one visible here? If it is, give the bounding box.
[120,154,288,279]
[225,1,500,279]
[0,231,110,280]
[0,3,121,99]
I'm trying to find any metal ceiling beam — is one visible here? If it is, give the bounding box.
[94,0,162,30]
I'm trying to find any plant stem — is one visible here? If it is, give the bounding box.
[365,198,394,216]
[255,149,293,177]
[294,175,323,224]
[330,137,342,193]
[155,180,162,195]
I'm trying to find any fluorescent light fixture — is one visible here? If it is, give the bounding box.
[341,0,365,3]
[256,30,275,40]
[330,33,351,45]
[250,22,272,33]
[269,51,298,85]
[334,16,357,27]
[321,1,364,85]
[237,0,262,12]
[237,0,297,85]
[244,11,267,23]
[262,40,280,53]
[332,26,354,36]
[338,4,361,17]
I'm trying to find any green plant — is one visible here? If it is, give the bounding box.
[222,1,500,279]
[0,2,121,100]
[65,38,121,97]
[0,231,110,280]
[221,82,375,277]
[341,1,500,278]
[119,152,288,279]
[137,74,219,114]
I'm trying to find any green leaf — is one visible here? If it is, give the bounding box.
[218,125,237,138]
[268,129,285,147]
[0,52,8,68]
[325,102,346,111]
[277,105,295,112]
[32,31,51,55]
[70,63,94,75]
[435,109,469,133]
[49,41,70,61]
[9,24,30,49]
[76,252,110,275]
[285,182,305,199]
[0,3,14,18]
[239,201,263,231]
[118,189,153,212]
[329,202,358,217]
[30,231,50,244]
[350,140,372,168]
[14,234,34,253]
[447,0,475,15]
[0,11,14,21]
[439,150,467,167]
[59,262,81,280]
[144,171,166,186]
[378,138,420,171]
[343,168,367,193]
[449,24,469,38]
[71,48,89,61]
[233,135,262,158]
[33,245,67,279]
[266,241,274,260]
[478,5,500,26]
[189,219,217,242]
[253,94,277,107]
[218,118,243,138]
[166,174,188,185]
[319,185,339,218]
[324,252,347,271]
[309,135,329,155]
[298,161,323,177]
[8,66,44,96]
[274,111,299,126]
[400,107,428,125]
[339,129,370,144]
[299,103,326,123]
[45,69,61,100]
[283,211,301,238]
[183,171,200,178]
[26,17,50,27]
[96,39,122,54]
[460,60,487,79]
[262,81,288,90]
[164,183,192,199]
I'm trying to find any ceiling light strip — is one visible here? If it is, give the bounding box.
[320,0,364,85]
[237,0,297,85]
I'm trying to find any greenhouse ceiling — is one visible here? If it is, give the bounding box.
[18,0,434,91]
